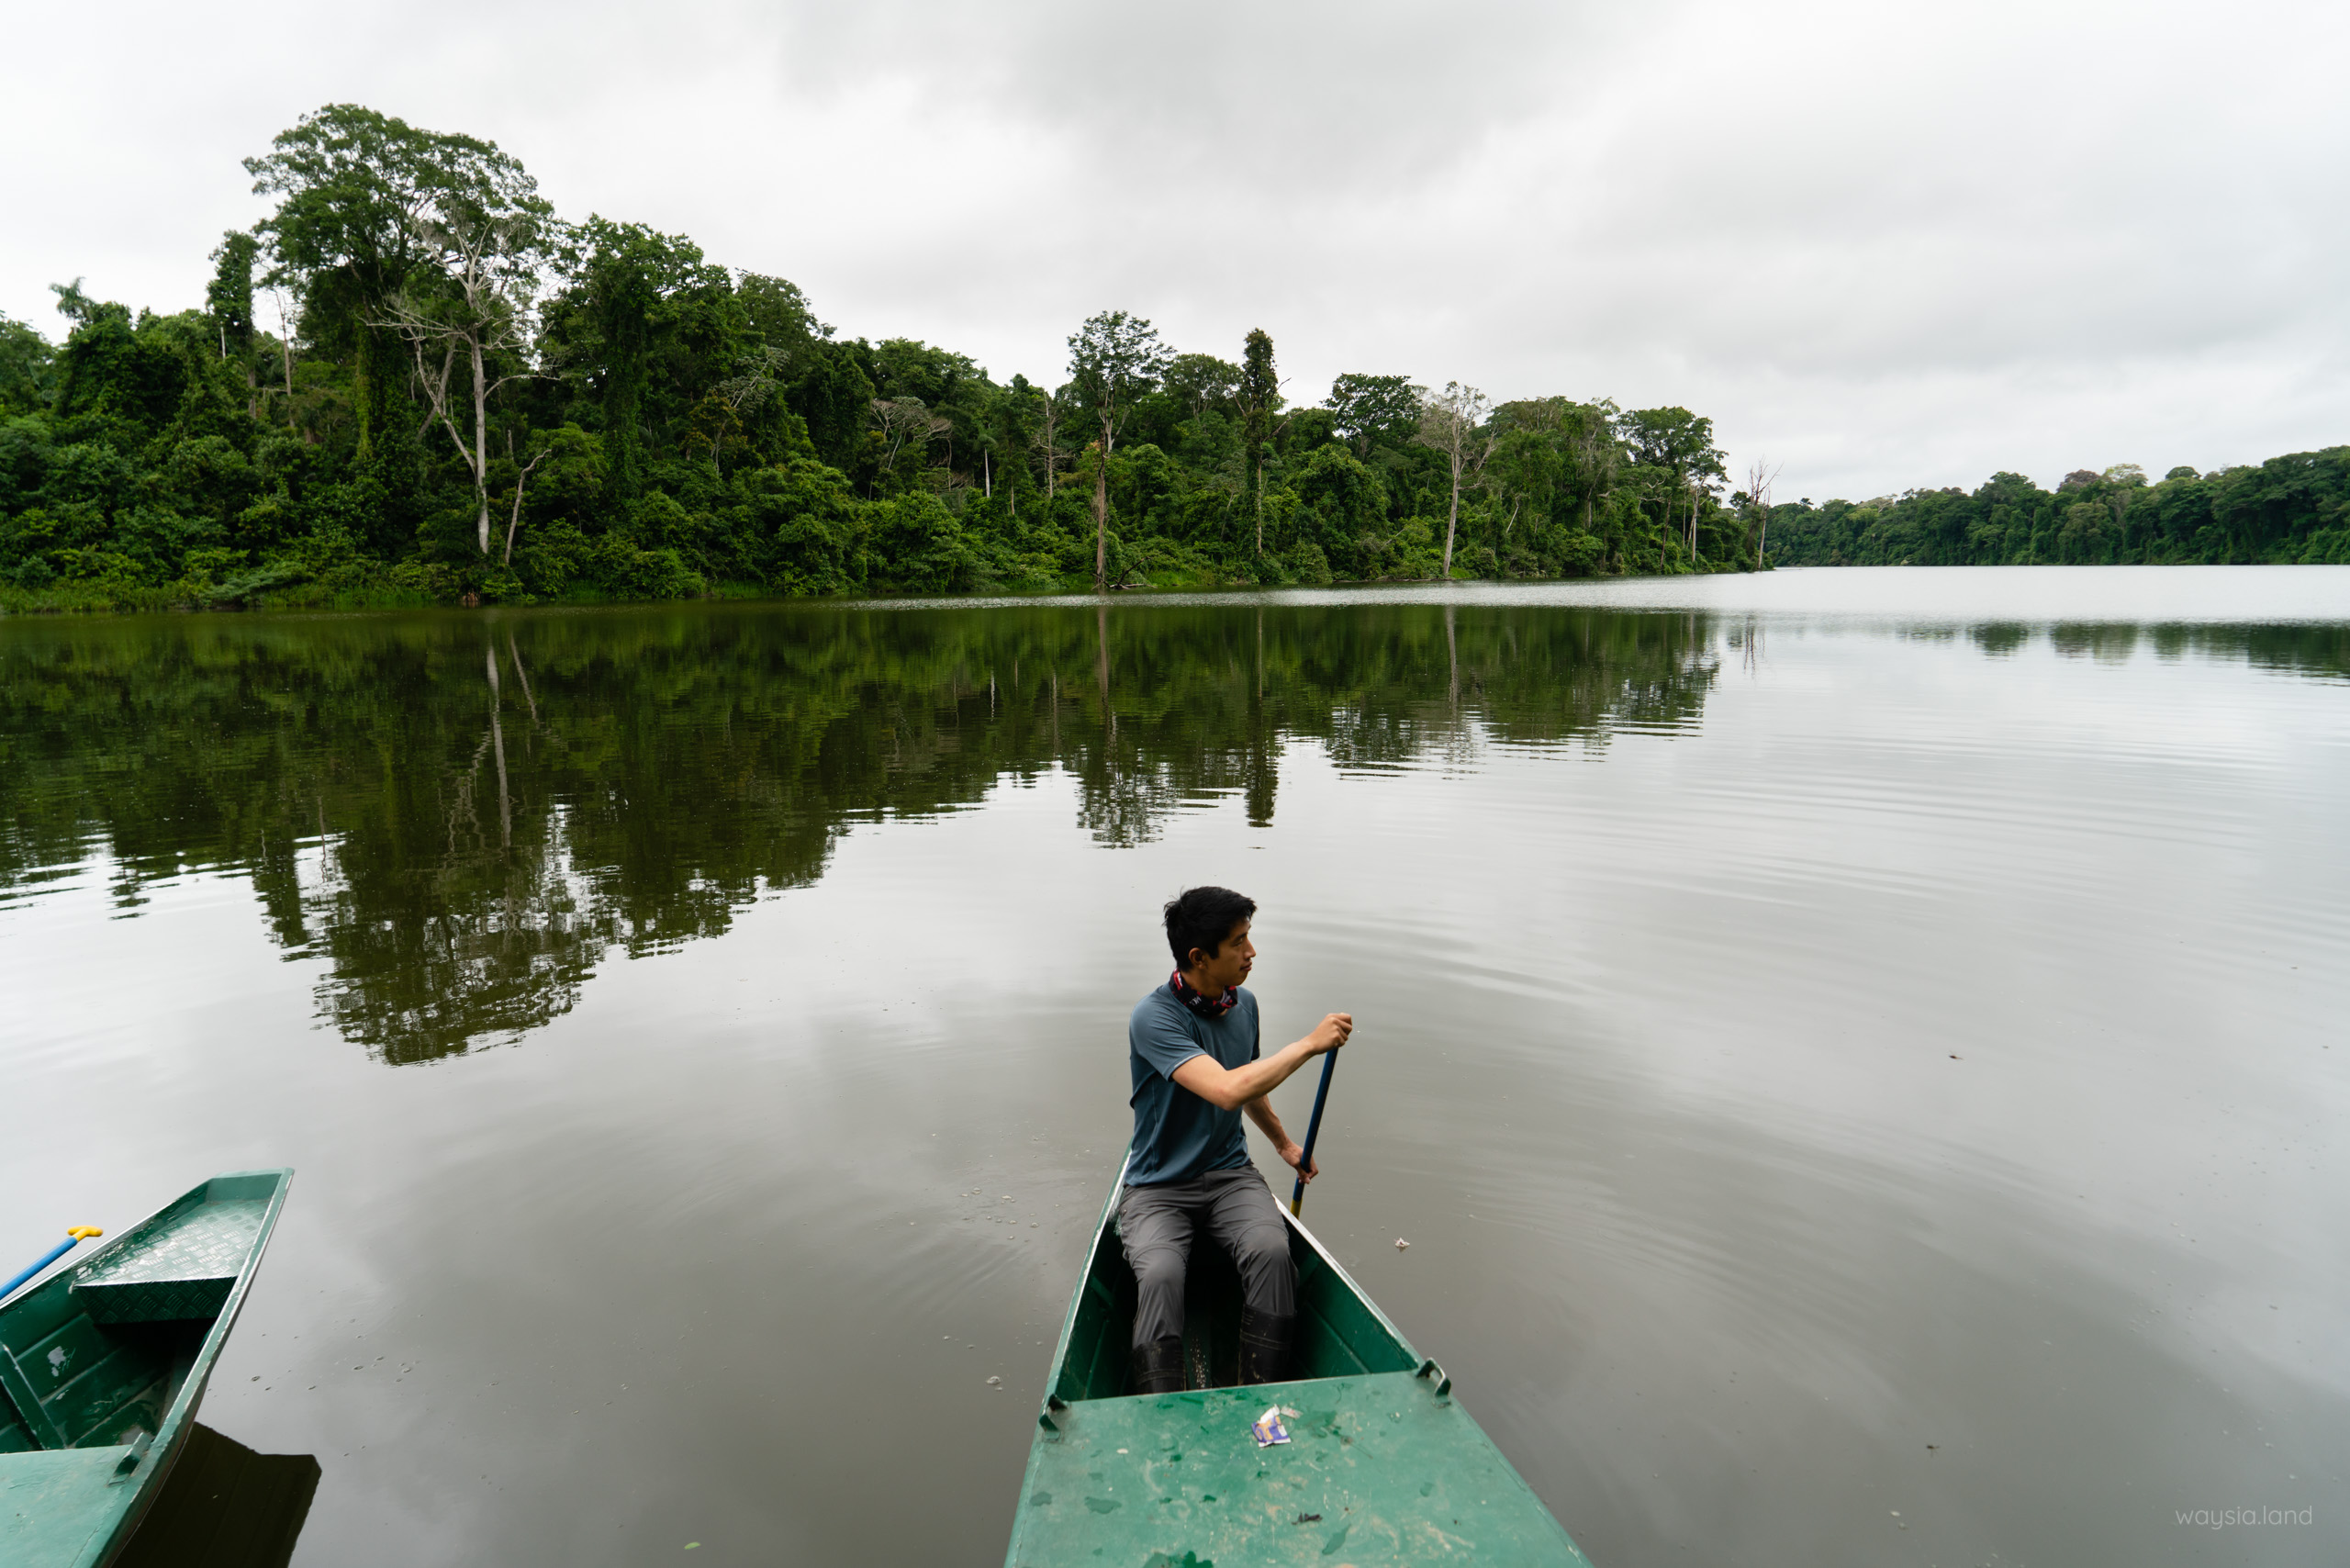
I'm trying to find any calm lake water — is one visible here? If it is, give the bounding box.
[3,566,2345,1567]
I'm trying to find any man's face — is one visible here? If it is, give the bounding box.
[1191,918,1255,992]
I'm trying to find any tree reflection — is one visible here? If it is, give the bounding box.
[0,599,1767,1061]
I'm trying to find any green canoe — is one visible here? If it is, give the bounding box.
[0,1170,294,1568]
[1005,1166,1593,1566]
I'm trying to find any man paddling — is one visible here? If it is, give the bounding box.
[1121,886,1352,1394]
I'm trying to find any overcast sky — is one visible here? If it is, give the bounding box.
[6,0,2344,500]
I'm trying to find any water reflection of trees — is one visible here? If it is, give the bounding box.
[3,600,1701,1063]
[8,606,2343,1062]
[2044,622,2350,680]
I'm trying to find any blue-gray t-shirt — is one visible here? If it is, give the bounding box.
[1125,983,1260,1186]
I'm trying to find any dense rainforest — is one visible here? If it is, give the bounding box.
[0,104,2343,615]
[1760,457,2350,568]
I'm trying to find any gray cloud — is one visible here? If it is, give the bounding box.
[3,0,2341,500]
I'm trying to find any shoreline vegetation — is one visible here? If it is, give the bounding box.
[3,105,2345,621]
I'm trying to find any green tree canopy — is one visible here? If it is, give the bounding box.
[1325,373,1419,458]
[246,104,548,455]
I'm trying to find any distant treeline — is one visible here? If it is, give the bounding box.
[1763,457,2350,567]
[0,105,1774,615]
[3,105,2338,615]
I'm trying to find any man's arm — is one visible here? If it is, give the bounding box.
[1245,1094,1318,1185]
[1169,1013,1351,1111]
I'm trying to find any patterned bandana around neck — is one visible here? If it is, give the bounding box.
[1169,968,1238,1020]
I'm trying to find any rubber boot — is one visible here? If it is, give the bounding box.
[1128,1334,1185,1394]
[1238,1307,1293,1386]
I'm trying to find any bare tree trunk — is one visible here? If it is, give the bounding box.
[273,296,299,436]
[471,336,493,554]
[1414,384,1488,577]
[378,217,540,555]
[1443,449,1462,577]
[1092,413,1113,591]
[983,449,990,499]
[1744,456,1777,569]
[503,439,546,566]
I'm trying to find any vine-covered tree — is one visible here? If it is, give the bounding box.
[206,231,260,419]
[1237,329,1281,557]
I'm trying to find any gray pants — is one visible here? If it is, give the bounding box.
[1118,1166,1295,1349]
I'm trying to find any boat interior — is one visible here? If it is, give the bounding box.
[0,1174,281,1455]
[1052,1208,1420,1402]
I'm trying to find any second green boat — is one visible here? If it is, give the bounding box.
[1005,1167,1593,1566]
[0,1170,294,1568]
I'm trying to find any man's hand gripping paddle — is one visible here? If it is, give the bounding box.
[1289,1046,1339,1217]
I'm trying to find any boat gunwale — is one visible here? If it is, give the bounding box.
[1030,1156,1130,1433]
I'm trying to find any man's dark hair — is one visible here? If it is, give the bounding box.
[1164,886,1256,969]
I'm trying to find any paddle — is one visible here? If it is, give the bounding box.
[1288,1047,1339,1216]
[1,1226,102,1303]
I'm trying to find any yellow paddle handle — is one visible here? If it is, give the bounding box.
[66,1226,102,1239]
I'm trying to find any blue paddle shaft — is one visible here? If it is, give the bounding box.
[1,1238,77,1303]
[1290,1048,1340,1215]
